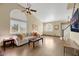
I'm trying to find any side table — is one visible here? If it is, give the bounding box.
[3,39,14,51]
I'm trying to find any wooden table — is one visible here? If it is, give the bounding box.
[3,39,14,51]
[28,37,43,48]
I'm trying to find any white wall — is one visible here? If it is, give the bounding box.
[43,21,62,36]
[70,32,79,45]
[26,14,43,35]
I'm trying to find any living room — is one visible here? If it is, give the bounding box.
[0,3,79,56]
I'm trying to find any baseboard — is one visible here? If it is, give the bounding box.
[42,34,61,37]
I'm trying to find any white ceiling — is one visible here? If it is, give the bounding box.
[19,3,72,23]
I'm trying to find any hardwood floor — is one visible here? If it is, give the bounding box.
[1,36,64,56]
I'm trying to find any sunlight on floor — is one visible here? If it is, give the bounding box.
[44,37,55,49]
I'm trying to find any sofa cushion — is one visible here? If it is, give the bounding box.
[16,34,24,40]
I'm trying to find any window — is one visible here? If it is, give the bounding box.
[44,23,53,32]
[10,18,27,34]
[10,9,27,34]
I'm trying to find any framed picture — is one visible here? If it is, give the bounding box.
[54,25,59,30]
[32,24,38,31]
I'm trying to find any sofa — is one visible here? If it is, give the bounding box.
[0,32,41,46]
[12,32,40,46]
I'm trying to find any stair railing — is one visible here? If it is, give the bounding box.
[61,3,76,40]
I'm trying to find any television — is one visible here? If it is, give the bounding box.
[71,8,79,32]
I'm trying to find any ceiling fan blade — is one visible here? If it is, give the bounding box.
[17,4,26,9]
[22,10,26,12]
[30,9,37,12]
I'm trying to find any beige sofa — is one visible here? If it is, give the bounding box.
[11,33,40,46]
[0,32,41,46]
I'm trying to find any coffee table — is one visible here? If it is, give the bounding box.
[28,37,43,48]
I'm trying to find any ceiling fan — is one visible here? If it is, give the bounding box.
[18,3,37,15]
